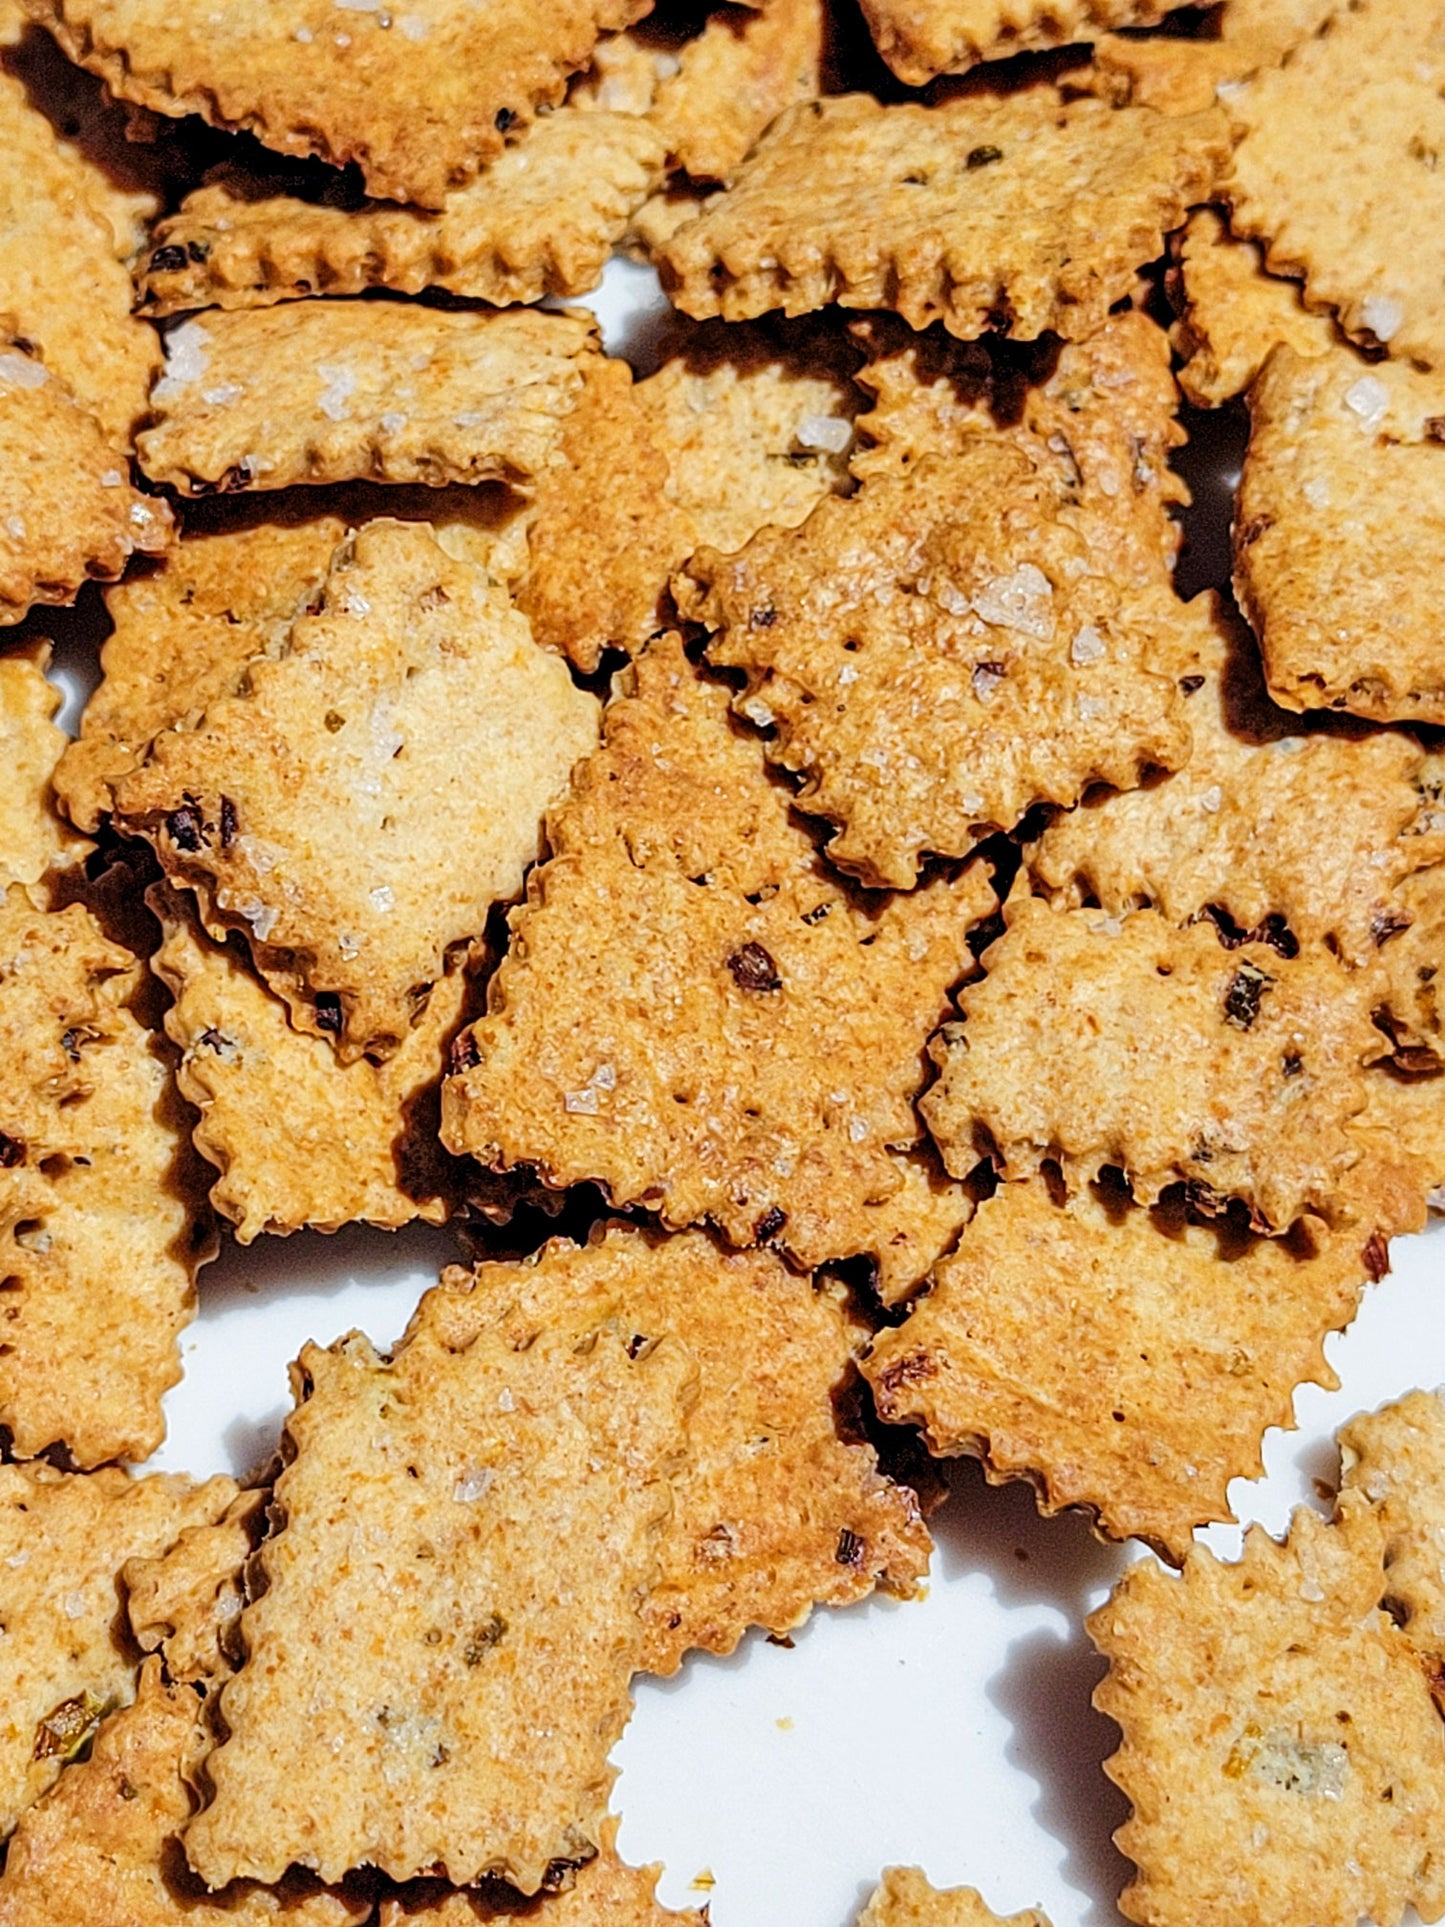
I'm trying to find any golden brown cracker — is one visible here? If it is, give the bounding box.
[1225,0,1445,370]
[442,631,993,1299]
[921,894,1381,1230]
[426,1224,931,1675]
[1169,207,1336,408]
[0,643,90,891]
[124,1487,266,1687]
[185,1310,697,1890]
[1374,861,1445,1065]
[1089,0,1335,117]
[865,1175,1371,1560]
[659,91,1228,341]
[687,443,1189,889]
[1092,1490,1445,1927]
[1347,1065,1445,1234]
[114,520,599,1061]
[856,0,1191,83]
[1339,1390,1445,1662]
[0,1464,236,1837]
[858,1867,1051,1927]
[23,0,650,209]
[650,0,824,183]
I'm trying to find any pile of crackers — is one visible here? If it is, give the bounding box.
[0,0,1443,1920]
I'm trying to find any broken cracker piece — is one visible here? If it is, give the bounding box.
[124,1486,267,1686]
[114,519,599,1061]
[1376,862,1445,1067]
[858,1866,1051,1927]
[1339,1389,1445,1663]
[1349,1066,1445,1233]
[0,644,91,892]
[921,894,1380,1229]
[649,0,824,183]
[856,0,1192,82]
[1169,208,1336,408]
[136,303,599,495]
[660,91,1228,342]
[442,631,992,1299]
[1089,0,1335,119]
[185,1305,697,1890]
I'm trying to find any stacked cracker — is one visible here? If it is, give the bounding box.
[0,0,1441,1922]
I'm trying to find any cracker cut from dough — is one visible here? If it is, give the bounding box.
[1340,1389,1445,1662]
[858,1867,1052,1927]
[1169,207,1335,407]
[1088,0,1335,119]
[136,303,599,495]
[114,519,599,1061]
[660,92,1228,341]
[442,631,992,1299]
[0,644,90,891]
[185,1306,697,1890]
[124,1487,266,1687]
[856,0,1192,82]
[1376,862,1445,1067]
[649,0,824,183]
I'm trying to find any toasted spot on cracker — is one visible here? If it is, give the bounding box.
[859,1865,1052,1927]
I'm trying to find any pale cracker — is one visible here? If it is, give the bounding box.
[0,1463,236,1836]
[137,303,599,496]
[1169,207,1336,408]
[649,0,825,184]
[22,0,649,208]
[1339,1389,1445,1661]
[1236,343,1445,724]
[1092,1487,1445,1927]
[1089,0,1336,119]
[1225,0,1445,369]
[865,1174,1373,1561]
[138,109,667,317]
[921,894,1381,1230]
[442,631,993,1301]
[0,643,90,892]
[426,1224,931,1675]
[1029,591,1445,966]
[185,1311,697,1890]
[151,886,474,1240]
[659,92,1229,342]
[858,1866,1051,1927]
[0,885,215,1465]
[114,520,599,1061]
[0,1658,368,1926]
[855,0,1193,83]
[124,1486,266,1686]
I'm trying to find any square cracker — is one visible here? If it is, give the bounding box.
[921,893,1382,1231]
[135,303,600,496]
[648,0,824,184]
[856,0,1191,83]
[424,1223,931,1676]
[124,1486,267,1687]
[184,1307,697,1889]
[21,0,649,209]
[0,644,91,893]
[1087,0,1336,120]
[1169,207,1336,408]
[1235,343,1445,725]
[113,519,599,1062]
[659,91,1228,342]
[441,631,990,1301]
[859,1867,1051,1927]
[1339,1389,1445,1662]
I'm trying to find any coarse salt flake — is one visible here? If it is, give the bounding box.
[1070,624,1106,665]
[565,1087,600,1114]
[1361,293,1404,342]
[0,352,47,391]
[452,1466,493,1502]
[368,885,395,913]
[1343,375,1389,431]
[99,468,124,488]
[316,362,357,422]
[974,563,1053,640]
[202,382,245,406]
[1199,784,1223,814]
[1076,693,1107,722]
[1303,476,1331,509]
[794,414,853,455]
[971,662,1004,699]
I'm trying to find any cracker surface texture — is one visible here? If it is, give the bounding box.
[0,645,90,892]
[858,1866,1052,1927]
[123,1486,266,1687]
[856,0,1190,81]
[649,0,824,183]
[1339,1389,1445,1660]
[1170,207,1334,408]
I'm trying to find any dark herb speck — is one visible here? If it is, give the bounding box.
[728,942,781,992]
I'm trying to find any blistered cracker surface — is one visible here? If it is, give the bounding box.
[921,895,1381,1230]
[1225,0,1445,371]
[649,0,824,183]
[1339,1390,1445,1662]
[442,632,993,1300]
[138,109,667,317]
[424,1224,931,1675]
[124,1487,266,1686]
[858,1866,1051,1927]
[0,885,213,1465]
[1029,591,1445,966]
[136,303,599,495]
[152,886,471,1239]
[0,1463,236,1837]
[0,351,170,625]
[185,1315,697,1890]
[865,1176,1373,1560]
[1237,344,1445,724]
[855,0,1190,82]
[0,1659,368,1927]
[1092,1495,1445,1927]
[22,0,650,208]
[114,520,599,1061]
[1170,207,1335,407]
[659,92,1229,342]
[0,645,90,891]
[689,442,1189,888]
[1348,1066,1445,1234]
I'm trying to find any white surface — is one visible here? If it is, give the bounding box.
[48,255,1445,1927]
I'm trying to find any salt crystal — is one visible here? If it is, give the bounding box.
[973,562,1053,640]
[0,352,47,391]
[316,362,357,422]
[1070,624,1105,665]
[452,1466,493,1502]
[398,12,427,35]
[202,382,244,405]
[62,1590,86,1619]
[5,516,23,539]
[794,414,852,455]
[848,1116,868,1141]
[1076,693,1106,722]
[1343,375,1389,430]
[1199,784,1223,814]
[1362,293,1404,343]
[368,885,395,913]
[1302,476,1331,509]
[99,468,124,488]
[565,1087,600,1114]
[971,662,1004,699]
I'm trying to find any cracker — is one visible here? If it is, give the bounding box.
[442,631,993,1299]
[686,442,1190,889]
[649,0,824,183]
[113,519,599,1061]
[0,1463,236,1836]
[22,0,649,209]
[151,885,473,1239]
[185,1308,697,1890]
[138,109,667,316]
[1236,344,1445,724]
[1091,1489,1445,1927]
[855,0,1191,83]
[1225,0,1445,370]
[1169,207,1336,407]
[921,893,1381,1229]
[1348,1065,1445,1233]
[1376,862,1445,1067]
[0,348,170,625]
[1340,1389,1445,1661]
[0,885,215,1464]
[124,1487,266,1687]
[1089,0,1335,118]
[865,1175,1372,1560]
[1029,592,1445,966]
[0,644,90,892]
[136,303,599,496]
[858,1867,1051,1927]
[0,1658,368,1926]
[659,92,1229,341]
[426,1223,931,1675]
